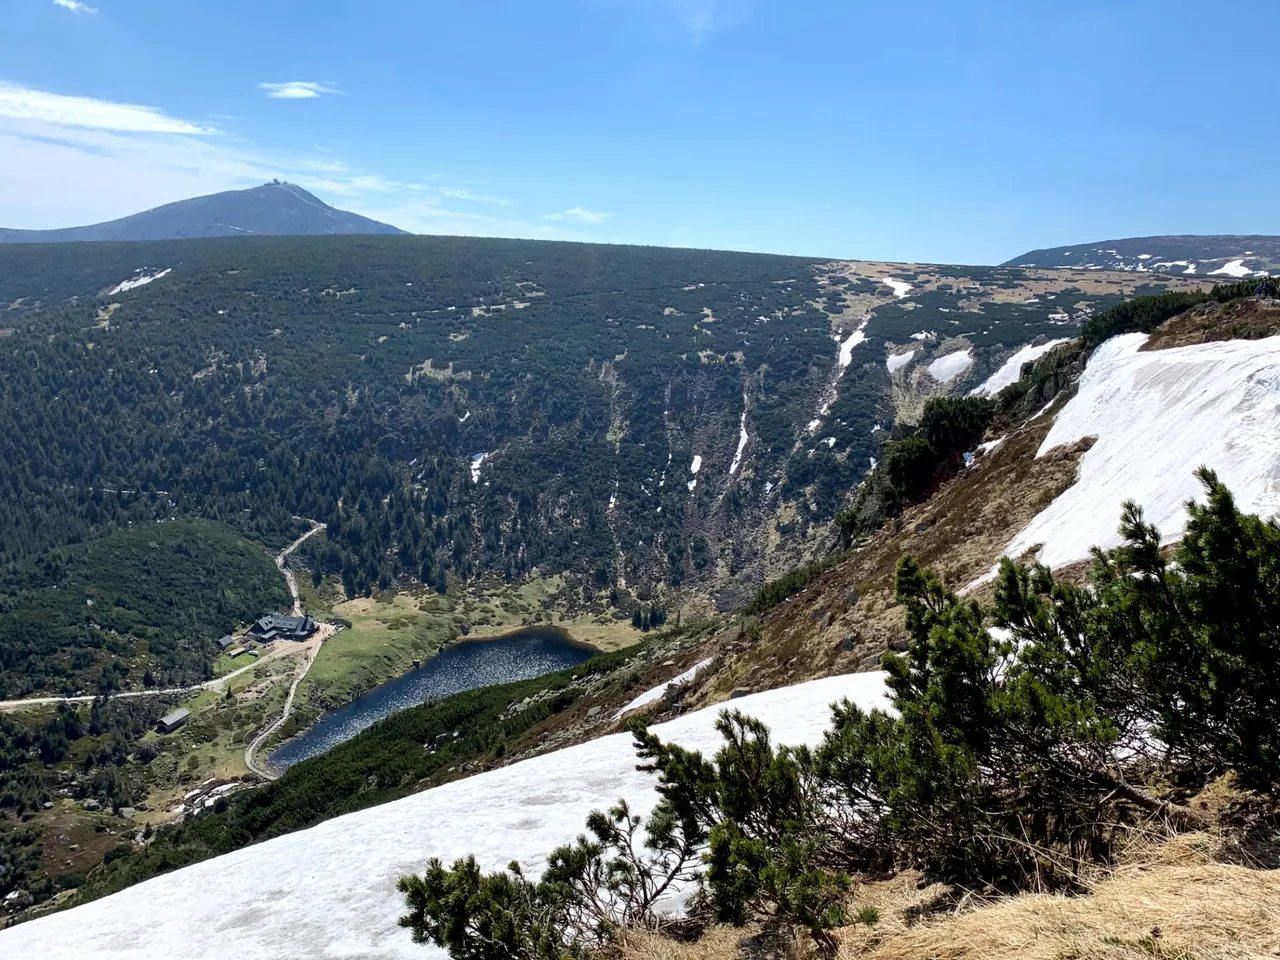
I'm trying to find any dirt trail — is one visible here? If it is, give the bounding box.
[243,625,333,780]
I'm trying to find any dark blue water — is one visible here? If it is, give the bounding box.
[269,628,595,769]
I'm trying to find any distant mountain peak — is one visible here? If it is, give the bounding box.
[0,184,407,244]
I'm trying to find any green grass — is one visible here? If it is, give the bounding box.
[300,590,453,709]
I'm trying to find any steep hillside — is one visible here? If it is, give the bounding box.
[1005,233,1280,276]
[0,236,1213,627]
[0,182,405,244]
[5,292,1277,949]
[0,673,891,958]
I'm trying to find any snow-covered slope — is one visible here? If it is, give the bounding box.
[970,339,1071,397]
[992,333,1280,571]
[1,673,889,960]
[616,657,715,717]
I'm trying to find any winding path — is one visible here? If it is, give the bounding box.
[243,627,331,780]
[243,519,330,780]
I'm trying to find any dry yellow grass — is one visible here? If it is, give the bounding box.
[613,831,1279,960]
[846,859,1280,960]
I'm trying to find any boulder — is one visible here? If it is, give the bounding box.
[586,706,603,718]
[82,798,102,812]
[729,687,754,700]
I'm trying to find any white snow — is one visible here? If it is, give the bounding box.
[469,453,489,483]
[988,334,1280,573]
[885,349,915,373]
[807,418,822,433]
[821,436,837,448]
[976,436,1006,457]
[1,673,891,960]
[837,318,870,368]
[927,349,974,384]
[910,331,933,341]
[729,401,749,476]
[1209,259,1252,278]
[689,455,702,487]
[881,277,912,299]
[108,268,171,295]
[969,339,1071,397]
[616,657,715,717]
[458,411,470,423]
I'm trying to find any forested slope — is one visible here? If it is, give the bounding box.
[0,236,1215,623]
[0,519,287,698]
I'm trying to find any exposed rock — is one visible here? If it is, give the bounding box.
[888,636,910,652]
[119,807,137,820]
[843,586,860,607]
[914,521,933,534]
[586,706,603,718]
[729,687,754,700]
[82,798,102,812]
[838,635,858,652]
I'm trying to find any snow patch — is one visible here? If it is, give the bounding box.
[1209,259,1252,278]
[729,403,749,476]
[927,349,974,384]
[616,658,715,717]
[108,268,170,295]
[984,334,1280,575]
[881,277,912,299]
[469,453,489,483]
[969,339,1071,397]
[2,673,891,960]
[885,349,915,373]
[837,318,870,368]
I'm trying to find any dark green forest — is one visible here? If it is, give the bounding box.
[0,519,287,697]
[0,236,841,604]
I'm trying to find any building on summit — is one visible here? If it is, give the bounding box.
[249,613,318,642]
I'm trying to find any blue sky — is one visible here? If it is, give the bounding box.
[2,0,1277,263]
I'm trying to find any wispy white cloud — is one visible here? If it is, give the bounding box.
[544,206,610,225]
[0,82,217,134]
[53,0,98,13]
[613,0,753,39]
[0,83,600,245]
[258,81,342,100]
[441,186,509,205]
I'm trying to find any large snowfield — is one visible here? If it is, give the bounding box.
[0,674,890,960]
[996,333,1280,570]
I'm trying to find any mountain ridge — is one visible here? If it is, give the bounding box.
[0,182,406,244]
[1004,233,1280,275]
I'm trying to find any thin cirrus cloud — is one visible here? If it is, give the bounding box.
[544,206,610,225]
[53,0,98,12]
[258,81,342,100]
[440,187,510,206]
[0,82,217,134]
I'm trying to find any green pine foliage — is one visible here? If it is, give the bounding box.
[836,395,994,541]
[403,473,1280,957]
